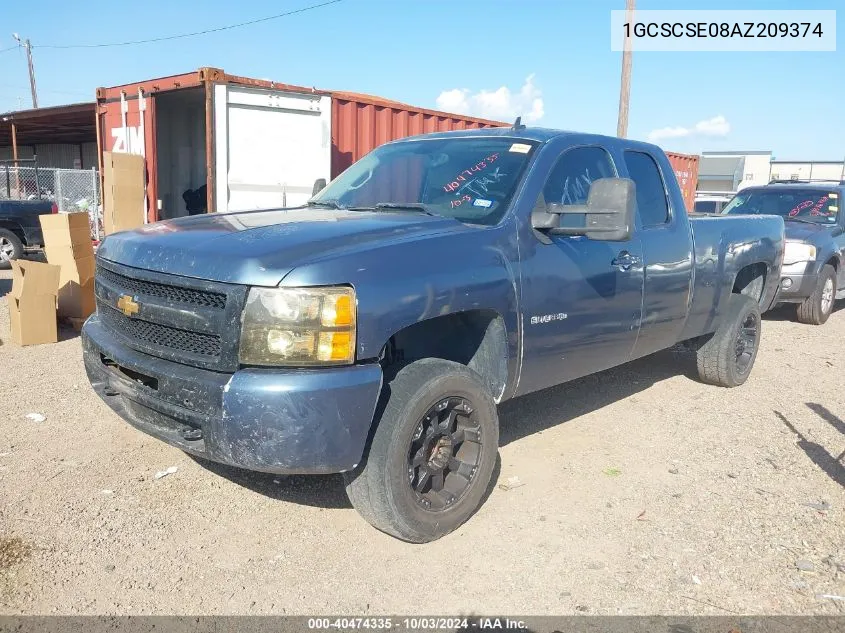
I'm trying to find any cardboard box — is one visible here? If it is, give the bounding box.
[39,212,92,247]
[103,151,146,235]
[43,248,96,319]
[56,278,96,320]
[38,212,97,319]
[44,241,94,263]
[7,260,60,346]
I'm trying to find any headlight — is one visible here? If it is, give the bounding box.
[239,286,356,366]
[783,242,817,265]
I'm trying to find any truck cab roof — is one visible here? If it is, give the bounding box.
[742,182,845,194]
[388,126,665,154]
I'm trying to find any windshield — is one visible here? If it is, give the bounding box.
[722,188,840,224]
[310,137,538,225]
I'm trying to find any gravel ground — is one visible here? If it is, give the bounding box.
[0,265,843,615]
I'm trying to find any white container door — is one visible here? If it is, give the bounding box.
[214,85,331,213]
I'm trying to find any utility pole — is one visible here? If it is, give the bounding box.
[616,0,635,138]
[12,34,38,108]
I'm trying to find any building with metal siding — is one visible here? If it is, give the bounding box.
[697,151,773,193]
[33,143,84,168]
[769,161,845,182]
[81,142,99,169]
[0,145,35,161]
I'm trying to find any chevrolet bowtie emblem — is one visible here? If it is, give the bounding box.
[117,294,140,317]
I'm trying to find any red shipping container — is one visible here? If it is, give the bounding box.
[665,151,700,213]
[95,68,504,224]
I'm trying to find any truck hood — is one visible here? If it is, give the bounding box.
[784,220,836,243]
[97,207,470,286]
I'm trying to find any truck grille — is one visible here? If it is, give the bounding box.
[99,306,222,357]
[97,266,227,309]
[94,259,247,372]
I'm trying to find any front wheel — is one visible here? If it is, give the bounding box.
[343,358,499,543]
[0,229,23,270]
[796,264,836,325]
[696,294,761,388]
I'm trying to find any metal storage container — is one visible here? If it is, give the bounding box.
[96,68,503,223]
[666,151,700,213]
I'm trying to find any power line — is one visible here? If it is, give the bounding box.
[0,84,90,97]
[35,0,343,50]
[0,45,20,54]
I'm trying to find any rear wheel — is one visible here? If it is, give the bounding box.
[343,358,499,543]
[0,229,23,270]
[796,264,836,325]
[696,294,761,387]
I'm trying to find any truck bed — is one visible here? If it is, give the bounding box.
[681,213,784,340]
[0,199,55,247]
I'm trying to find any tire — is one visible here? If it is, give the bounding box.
[796,264,836,325]
[0,229,23,270]
[343,358,499,543]
[696,294,761,388]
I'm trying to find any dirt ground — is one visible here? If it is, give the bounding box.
[0,266,843,616]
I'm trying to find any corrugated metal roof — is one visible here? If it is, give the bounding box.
[0,102,96,146]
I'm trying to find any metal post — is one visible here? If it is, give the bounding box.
[92,167,100,240]
[4,165,10,199]
[138,88,148,224]
[11,122,20,196]
[10,122,17,161]
[55,168,62,211]
[33,155,39,200]
[616,0,635,138]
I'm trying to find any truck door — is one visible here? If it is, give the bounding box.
[623,150,694,360]
[517,145,645,396]
[213,85,332,213]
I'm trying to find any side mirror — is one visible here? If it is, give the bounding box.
[531,177,636,242]
[312,178,327,196]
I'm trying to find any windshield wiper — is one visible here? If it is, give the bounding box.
[306,199,344,209]
[373,203,437,216]
[307,201,438,216]
[785,217,822,225]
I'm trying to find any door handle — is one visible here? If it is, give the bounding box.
[612,251,641,270]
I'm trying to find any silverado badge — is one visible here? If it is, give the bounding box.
[117,295,140,317]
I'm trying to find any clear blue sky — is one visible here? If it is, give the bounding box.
[2,0,842,159]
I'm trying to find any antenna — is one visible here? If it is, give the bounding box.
[512,116,525,131]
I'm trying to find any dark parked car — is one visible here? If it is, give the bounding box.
[0,199,55,268]
[723,181,845,324]
[693,192,734,214]
[82,127,784,542]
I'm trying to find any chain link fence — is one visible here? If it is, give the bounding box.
[1,164,103,241]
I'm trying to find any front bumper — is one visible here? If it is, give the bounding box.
[82,315,383,474]
[776,261,818,302]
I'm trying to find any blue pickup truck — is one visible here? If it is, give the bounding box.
[0,199,55,268]
[82,126,784,542]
